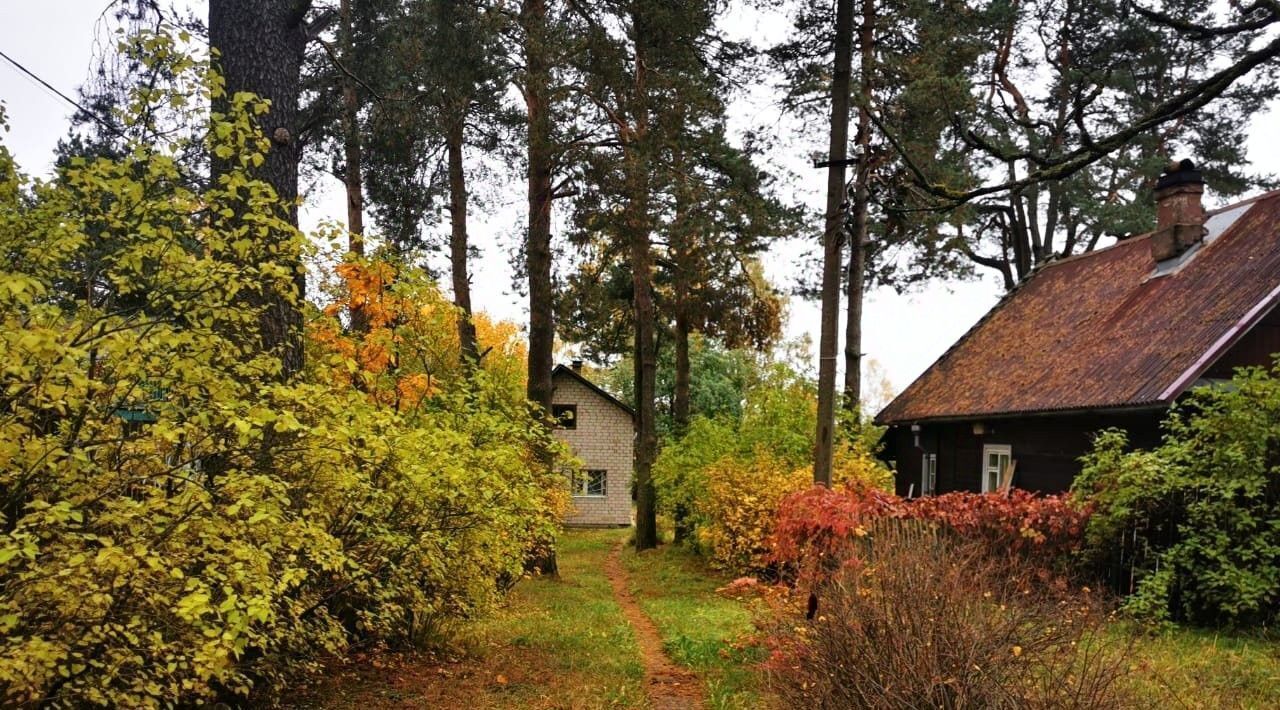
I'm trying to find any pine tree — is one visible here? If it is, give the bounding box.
[209,0,317,377]
[874,0,1280,286]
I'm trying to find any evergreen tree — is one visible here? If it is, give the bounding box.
[874,0,1280,286]
[209,0,318,377]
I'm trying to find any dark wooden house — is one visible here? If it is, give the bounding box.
[876,163,1280,496]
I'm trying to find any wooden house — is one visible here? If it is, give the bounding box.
[877,162,1280,496]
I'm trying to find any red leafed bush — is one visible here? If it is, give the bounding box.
[770,485,1092,577]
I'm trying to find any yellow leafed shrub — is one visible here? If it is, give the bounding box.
[696,442,892,571]
[0,32,566,708]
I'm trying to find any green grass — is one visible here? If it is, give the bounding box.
[619,541,772,710]
[1119,624,1280,709]
[293,527,647,710]
[295,527,1278,710]
[473,527,648,708]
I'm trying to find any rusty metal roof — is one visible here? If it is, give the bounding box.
[876,191,1280,425]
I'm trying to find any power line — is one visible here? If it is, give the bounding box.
[0,47,127,139]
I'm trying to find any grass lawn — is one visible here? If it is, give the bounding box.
[292,528,647,709]
[619,539,773,710]
[484,528,648,708]
[1122,624,1280,709]
[291,527,1277,710]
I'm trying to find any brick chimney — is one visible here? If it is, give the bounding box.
[571,359,584,372]
[1150,159,1206,262]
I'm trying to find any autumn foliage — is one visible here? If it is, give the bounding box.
[696,446,893,571]
[310,259,529,410]
[759,487,1119,708]
[0,44,566,707]
[771,485,1092,580]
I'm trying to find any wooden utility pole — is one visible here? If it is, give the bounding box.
[813,0,855,485]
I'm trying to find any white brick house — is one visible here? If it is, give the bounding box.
[551,363,634,527]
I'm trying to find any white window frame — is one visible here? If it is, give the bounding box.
[921,453,937,497]
[572,469,607,498]
[981,444,1012,493]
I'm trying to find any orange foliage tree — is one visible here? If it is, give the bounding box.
[309,256,528,410]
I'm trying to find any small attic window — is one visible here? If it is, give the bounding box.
[552,404,577,429]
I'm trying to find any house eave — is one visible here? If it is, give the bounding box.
[551,364,636,419]
[876,401,1170,427]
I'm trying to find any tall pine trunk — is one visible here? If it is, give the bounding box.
[447,118,478,365]
[843,0,874,414]
[521,0,558,576]
[209,0,311,378]
[522,0,555,413]
[339,0,368,334]
[673,311,691,433]
[629,16,658,552]
[671,308,693,543]
[814,0,855,485]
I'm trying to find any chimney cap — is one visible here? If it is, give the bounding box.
[1155,159,1202,191]
[571,359,584,371]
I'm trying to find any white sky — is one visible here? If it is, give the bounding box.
[3,1,1277,394]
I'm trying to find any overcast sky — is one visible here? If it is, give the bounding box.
[3,1,1277,395]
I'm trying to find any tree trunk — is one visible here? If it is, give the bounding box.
[522,0,555,414]
[209,0,311,378]
[447,118,478,365]
[520,0,558,577]
[629,18,658,553]
[843,0,874,415]
[339,0,368,334]
[673,310,691,432]
[671,308,692,543]
[814,0,855,486]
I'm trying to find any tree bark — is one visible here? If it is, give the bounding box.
[671,307,692,543]
[339,0,368,334]
[209,0,311,378]
[447,118,478,365]
[673,310,691,432]
[629,16,658,552]
[814,0,855,486]
[522,0,555,413]
[843,0,874,414]
[520,0,558,577]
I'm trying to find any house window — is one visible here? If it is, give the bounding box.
[920,453,937,497]
[982,444,1012,493]
[573,469,607,497]
[551,404,578,429]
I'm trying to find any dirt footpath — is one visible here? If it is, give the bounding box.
[604,541,705,710]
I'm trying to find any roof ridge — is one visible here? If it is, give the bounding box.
[876,188,1280,425]
[1029,189,1280,274]
[551,364,636,417]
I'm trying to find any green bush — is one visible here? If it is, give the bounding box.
[0,34,565,707]
[1075,364,1280,626]
[652,359,891,569]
